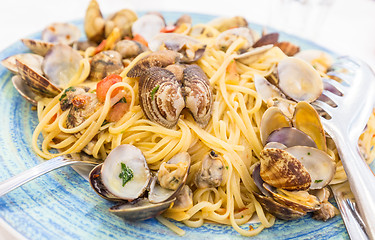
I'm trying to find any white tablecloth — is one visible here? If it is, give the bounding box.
[0,0,375,238]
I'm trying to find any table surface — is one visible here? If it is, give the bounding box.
[0,0,375,239]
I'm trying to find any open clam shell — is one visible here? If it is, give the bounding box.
[42,43,83,88]
[253,192,306,220]
[215,27,255,53]
[292,101,327,152]
[131,14,165,43]
[90,144,151,201]
[235,44,273,65]
[263,183,321,212]
[109,198,175,221]
[285,146,335,189]
[16,59,61,98]
[149,152,191,203]
[42,22,80,45]
[149,33,206,63]
[295,50,333,73]
[138,67,185,128]
[266,127,317,148]
[259,148,311,191]
[260,107,292,146]
[277,57,323,103]
[1,53,43,74]
[21,39,54,57]
[11,75,38,105]
[254,74,285,103]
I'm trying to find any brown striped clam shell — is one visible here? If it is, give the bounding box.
[138,67,185,128]
[183,64,213,127]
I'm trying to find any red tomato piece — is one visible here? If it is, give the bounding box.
[96,74,122,103]
[132,34,148,47]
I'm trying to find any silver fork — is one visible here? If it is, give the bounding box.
[313,56,375,240]
[0,153,102,197]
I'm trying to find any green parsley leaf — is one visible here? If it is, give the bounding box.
[307,152,311,155]
[101,120,109,127]
[225,166,229,170]
[119,97,127,103]
[314,179,323,183]
[151,85,160,100]
[119,163,134,187]
[59,86,76,101]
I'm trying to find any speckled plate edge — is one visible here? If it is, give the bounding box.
[0,11,373,240]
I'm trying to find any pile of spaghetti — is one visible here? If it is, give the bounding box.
[30,16,375,237]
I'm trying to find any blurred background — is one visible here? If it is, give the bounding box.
[0,0,374,68]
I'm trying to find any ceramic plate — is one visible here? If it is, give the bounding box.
[0,11,373,240]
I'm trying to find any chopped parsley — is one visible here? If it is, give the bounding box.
[119,163,134,187]
[307,152,311,155]
[150,85,160,100]
[101,120,109,127]
[59,87,76,101]
[314,179,323,183]
[241,215,244,218]
[225,166,229,170]
[119,97,127,103]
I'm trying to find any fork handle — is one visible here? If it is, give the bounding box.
[0,156,76,197]
[336,136,375,240]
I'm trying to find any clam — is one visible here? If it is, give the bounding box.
[109,198,175,221]
[259,148,311,191]
[89,50,123,81]
[235,44,273,65]
[194,151,224,189]
[183,64,213,127]
[292,101,327,152]
[252,163,309,220]
[215,27,255,53]
[11,75,38,105]
[267,97,297,119]
[174,14,192,35]
[149,152,191,203]
[104,9,137,39]
[42,44,83,87]
[149,33,206,63]
[16,59,61,98]
[275,41,300,56]
[285,146,335,189]
[207,16,248,32]
[42,22,80,45]
[89,144,151,201]
[114,40,148,59]
[138,67,185,128]
[253,192,306,220]
[127,50,181,78]
[1,53,43,74]
[89,145,190,221]
[84,0,105,43]
[266,127,317,148]
[131,14,165,43]
[277,57,323,103]
[172,185,193,210]
[252,33,279,48]
[21,39,54,56]
[263,184,321,212]
[259,107,292,146]
[295,50,333,73]
[254,74,285,103]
